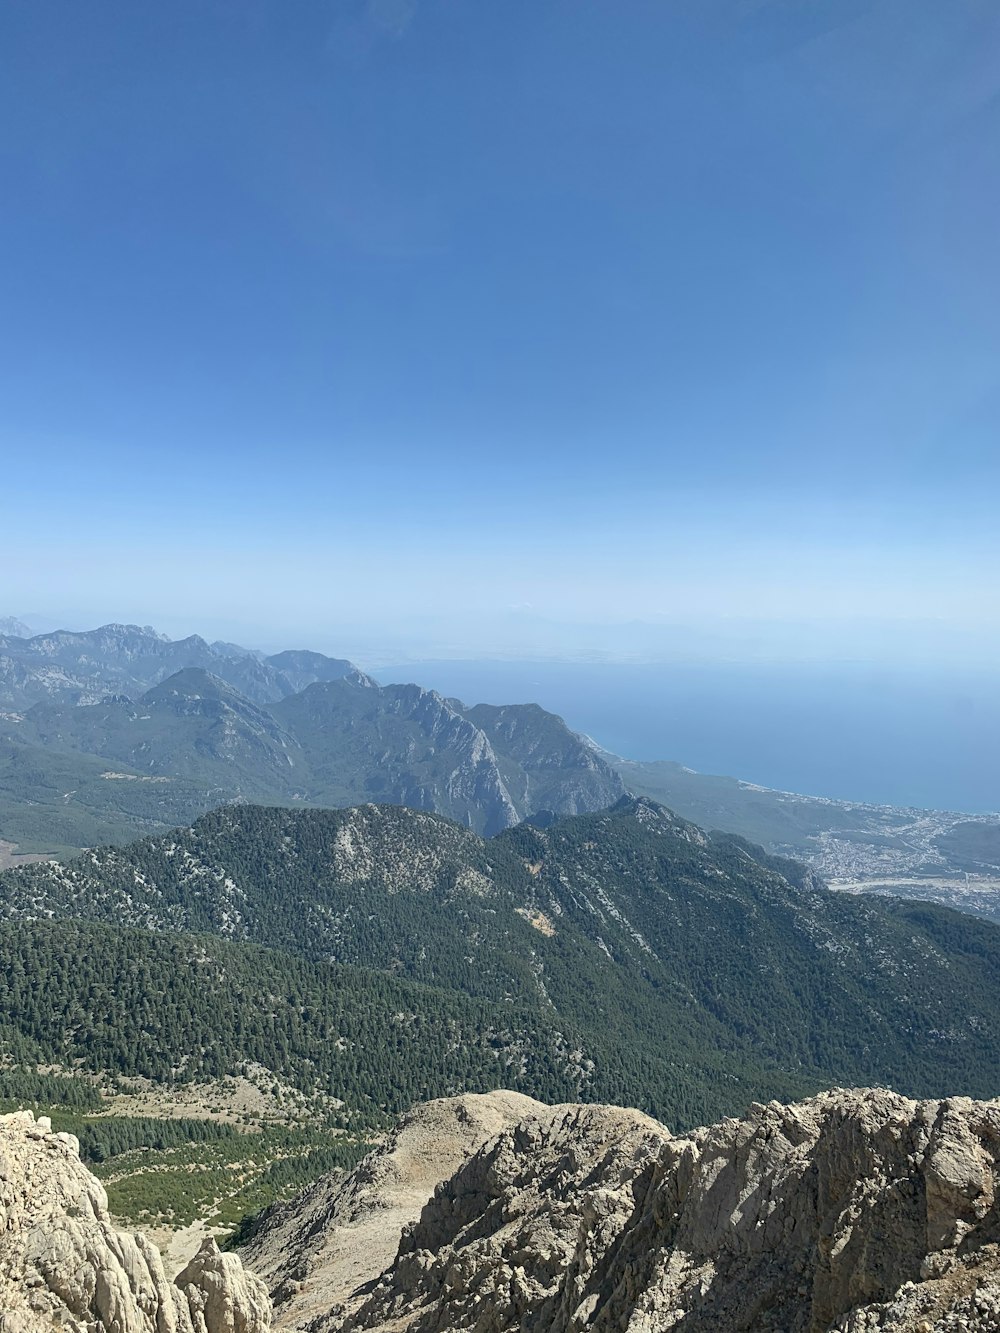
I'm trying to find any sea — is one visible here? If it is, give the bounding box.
[375,659,999,815]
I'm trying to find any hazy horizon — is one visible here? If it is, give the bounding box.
[3,0,999,672]
[3,1,997,807]
[8,603,1000,673]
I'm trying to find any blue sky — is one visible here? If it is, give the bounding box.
[2,0,998,660]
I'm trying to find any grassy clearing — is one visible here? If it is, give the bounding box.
[1,1067,370,1238]
[96,1128,368,1230]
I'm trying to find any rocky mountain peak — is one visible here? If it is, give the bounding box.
[606,791,708,839]
[140,668,290,732]
[142,665,229,699]
[244,1087,1000,1333]
[264,649,355,693]
[343,668,378,689]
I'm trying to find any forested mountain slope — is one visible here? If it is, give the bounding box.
[0,920,591,1120]
[2,797,999,1126]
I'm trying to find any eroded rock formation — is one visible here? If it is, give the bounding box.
[239,1091,547,1330]
[246,1088,1000,1333]
[0,1110,270,1333]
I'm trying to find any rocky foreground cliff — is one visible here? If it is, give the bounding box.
[0,1110,270,1333]
[244,1088,1000,1333]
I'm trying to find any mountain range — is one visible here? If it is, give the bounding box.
[0,623,622,854]
[0,621,356,707]
[2,796,998,1129]
[2,621,998,927]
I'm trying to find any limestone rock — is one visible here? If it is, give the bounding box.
[0,1110,271,1333]
[249,1089,1000,1332]
[239,1091,547,1330]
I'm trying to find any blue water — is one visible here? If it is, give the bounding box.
[375,660,1000,814]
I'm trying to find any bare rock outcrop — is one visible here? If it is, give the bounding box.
[239,1091,546,1330]
[0,1110,271,1333]
[252,1088,1000,1333]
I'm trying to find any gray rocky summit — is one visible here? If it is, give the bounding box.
[0,1110,270,1333]
[244,1087,1000,1333]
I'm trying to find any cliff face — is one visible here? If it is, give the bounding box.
[459,702,626,819]
[7,1084,999,1332]
[0,1110,271,1333]
[246,1089,1000,1333]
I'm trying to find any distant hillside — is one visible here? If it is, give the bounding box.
[3,797,1000,1127]
[0,625,624,853]
[0,622,353,708]
[18,669,300,795]
[613,754,1000,911]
